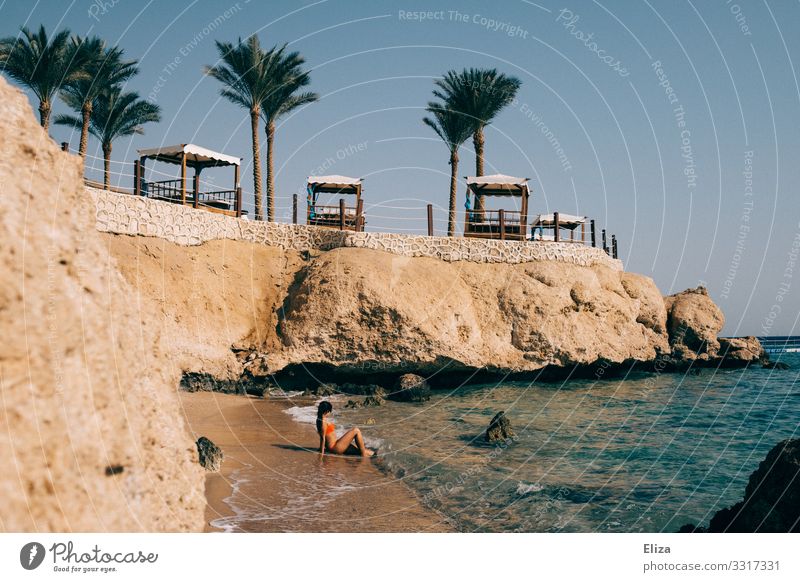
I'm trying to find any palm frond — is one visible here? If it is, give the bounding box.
[0,24,88,103]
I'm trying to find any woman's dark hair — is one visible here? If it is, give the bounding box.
[316,400,333,434]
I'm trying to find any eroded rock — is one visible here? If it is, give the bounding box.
[682,439,800,533]
[664,286,724,359]
[390,374,431,402]
[485,411,514,443]
[196,437,224,472]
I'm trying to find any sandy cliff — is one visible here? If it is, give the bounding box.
[98,218,765,390]
[266,247,670,375]
[102,231,761,390]
[0,76,205,531]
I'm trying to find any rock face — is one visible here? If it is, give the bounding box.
[262,248,670,376]
[390,374,431,402]
[664,286,724,359]
[0,76,205,531]
[196,437,224,472]
[683,439,800,533]
[485,412,515,443]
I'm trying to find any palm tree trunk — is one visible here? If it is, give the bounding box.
[473,128,485,176]
[103,143,112,190]
[448,149,459,237]
[265,119,275,222]
[79,102,92,158]
[250,108,264,221]
[38,100,51,131]
[473,129,485,212]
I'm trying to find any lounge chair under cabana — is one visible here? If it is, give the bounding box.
[306,175,364,231]
[531,213,587,242]
[135,144,242,217]
[463,174,529,240]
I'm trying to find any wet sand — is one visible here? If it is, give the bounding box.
[178,391,452,532]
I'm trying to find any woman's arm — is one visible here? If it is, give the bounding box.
[319,421,326,455]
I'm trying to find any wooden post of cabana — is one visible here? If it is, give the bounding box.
[463,174,530,241]
[306,175,364,231]
[590,219,596,247]
[133,160,141,196]
[136,144,242,217]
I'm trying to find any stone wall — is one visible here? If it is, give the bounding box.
[90,188,623,270]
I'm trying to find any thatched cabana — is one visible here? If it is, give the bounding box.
[306,175,364,231]
[463,174,529,240]
[135,144,242,217]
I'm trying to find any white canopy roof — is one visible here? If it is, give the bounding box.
[138,144,241,167]
[307,175,362,187]
[465,174,529,187]
[531,213,587,227]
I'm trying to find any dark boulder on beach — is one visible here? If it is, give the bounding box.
[390,374,431,402]
[485,411,515,444]
[196,437,224,472]
[681,438,800,533]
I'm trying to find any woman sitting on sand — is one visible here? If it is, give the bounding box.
[316,401,374,457]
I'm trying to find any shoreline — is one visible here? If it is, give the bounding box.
[178,391,452,532]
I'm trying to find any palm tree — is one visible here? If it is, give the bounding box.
[0,25,87,131]
[423,103,473,237]
[260,45,318,222]
[59,36,138,158]
[205,36,279,221]
[55,87,160,189]
[434,68,521,212]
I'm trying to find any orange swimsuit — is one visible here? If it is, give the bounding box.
[326,422,335,435]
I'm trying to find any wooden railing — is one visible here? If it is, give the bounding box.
[145,179,183,201]
[142,179,240,216]
[307,199,364,231]
[464,209,525,240]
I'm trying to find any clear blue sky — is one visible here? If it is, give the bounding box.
[2,0,799,336]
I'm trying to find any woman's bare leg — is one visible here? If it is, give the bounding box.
[330,428,358,455]
[332,428,373,457]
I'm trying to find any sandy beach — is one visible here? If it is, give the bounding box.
[178,391,452,532]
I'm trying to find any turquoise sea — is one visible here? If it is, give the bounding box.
[333,353,799,532]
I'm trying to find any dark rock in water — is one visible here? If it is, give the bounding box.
[390,374,431,402]
[762,360,790,370]
[309,382,338,396]
[196,436,224,472]
[485,411,514,443]
[344,395,384,409]
[363,395,384,407]
[716,336,767,368]
[682,438,800,532]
